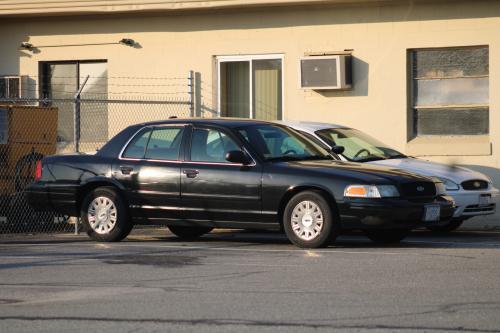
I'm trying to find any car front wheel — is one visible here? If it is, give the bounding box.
[283,190,339,248]
[363,228,410,244]
[81,187,133,242]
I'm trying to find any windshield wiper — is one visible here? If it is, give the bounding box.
[387,154,407,159]
[302,155,332,160]
[359,156,387,162]
[267,156,302,162]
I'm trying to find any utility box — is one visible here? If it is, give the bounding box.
[0,105,58,196]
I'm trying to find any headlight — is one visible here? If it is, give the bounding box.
[435,182,447,196]
[433,177,459,190]
[344,185,400,198]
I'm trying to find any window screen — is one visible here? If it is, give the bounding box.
[41,61,108,143]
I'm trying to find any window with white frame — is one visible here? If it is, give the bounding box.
[40,60,108,143]
[217,54,284,120]
[411,47,489,137]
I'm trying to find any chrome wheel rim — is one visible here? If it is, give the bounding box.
[88,196,117,234]
[291,200,323,241]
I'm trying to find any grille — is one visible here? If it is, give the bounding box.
[461,180,488,190]
[301,58,338,88]
[400,181,436,198]
[464,204,495,213]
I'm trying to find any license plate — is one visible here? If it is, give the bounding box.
[479,194,491,207]
[423,205,440,222]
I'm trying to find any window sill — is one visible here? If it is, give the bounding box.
[405,136,490,156]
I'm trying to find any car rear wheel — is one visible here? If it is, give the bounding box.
[283,190,339,248]
[363,228,410,244]
[425,218,464,232]
[81,187,133,242]
[168,225,213,238]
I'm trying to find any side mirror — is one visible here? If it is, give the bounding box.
[330,145,345,154]
[225,150,251,164]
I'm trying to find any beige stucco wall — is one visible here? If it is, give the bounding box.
[1,0,500,223]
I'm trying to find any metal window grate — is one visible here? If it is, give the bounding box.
[413,48,489,79]
[414,107,489,137]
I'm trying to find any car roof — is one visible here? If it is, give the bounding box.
[275,120,351,132]
[134,117,283,129]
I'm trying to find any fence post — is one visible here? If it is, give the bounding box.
[73,75,89,235]
[189,70,194,117]
[74,75,89,153]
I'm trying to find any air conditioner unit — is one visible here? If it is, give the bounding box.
[0,76,28,98]
[298,55,353,90]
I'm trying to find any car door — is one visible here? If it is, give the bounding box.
[181,125,263,225]
[111,124,187,222]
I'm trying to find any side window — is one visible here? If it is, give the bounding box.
[144,126,185,160]
[122,128,152,159]
[191,128,239,162]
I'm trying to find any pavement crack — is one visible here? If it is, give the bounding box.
[0,316,498,332]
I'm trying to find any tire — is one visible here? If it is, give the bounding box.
[363,228,410,244]
[168,225,213,238]
[283,190,339,248]
[81,187,133,242]
[425,218,464,232]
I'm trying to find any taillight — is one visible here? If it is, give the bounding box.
[35,159,42,179]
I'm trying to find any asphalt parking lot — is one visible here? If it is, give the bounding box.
[1,227,500,333]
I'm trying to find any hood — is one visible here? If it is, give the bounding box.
[366,158,489,184]
[286,159,434,183]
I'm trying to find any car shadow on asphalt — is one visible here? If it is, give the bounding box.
[2,228,500,250]
[124,228,500,250]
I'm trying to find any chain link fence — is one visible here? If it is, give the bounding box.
[0,94,191,234]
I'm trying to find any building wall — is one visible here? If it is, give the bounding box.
[1,1,500,220]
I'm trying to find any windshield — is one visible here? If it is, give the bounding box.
[237,124,333,161]
[315,128,406,162]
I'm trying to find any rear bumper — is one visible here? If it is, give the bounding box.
[26,182,79,217]
[338,195,455,230]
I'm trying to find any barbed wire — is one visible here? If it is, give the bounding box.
[19,82,187,88]
[23,75,188,80]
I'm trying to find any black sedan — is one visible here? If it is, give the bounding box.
[26,118,455,248]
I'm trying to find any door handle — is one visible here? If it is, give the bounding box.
[120,166,133,175]
[183,169,199,178]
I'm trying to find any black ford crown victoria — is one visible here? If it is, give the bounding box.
[26,119,455,248]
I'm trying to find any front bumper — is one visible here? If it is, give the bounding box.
[337,195,455,230]
[447,188,499,218]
